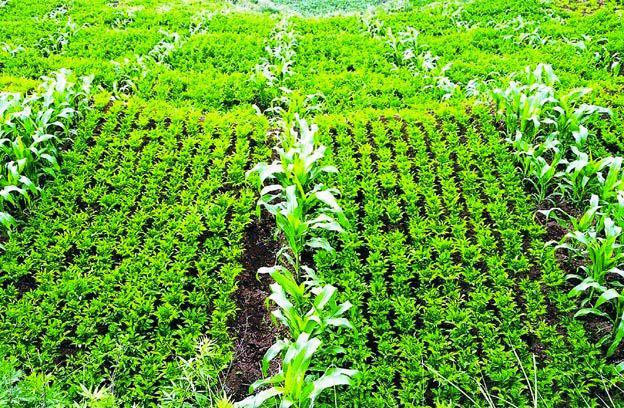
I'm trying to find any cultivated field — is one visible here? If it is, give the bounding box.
[0,0,623,406]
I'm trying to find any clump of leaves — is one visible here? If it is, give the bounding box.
[111,55,148,99]
[147,31,183,66]
[36,18,78,57]
[0,69,92,236]
[254,18,297,88]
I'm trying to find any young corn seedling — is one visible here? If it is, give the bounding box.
[235,332,357,408]
[148,31,183,66]
[260,265,352,339]
[248,116,340,204]
[561,217,624,291]
[563,146,606,204]
[255,18,297,88]
[36,18,78,57]
[571,281,624,357]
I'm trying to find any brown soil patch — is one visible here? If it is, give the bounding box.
[224,219,280,400]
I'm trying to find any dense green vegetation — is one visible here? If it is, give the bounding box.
[0,0,624,406]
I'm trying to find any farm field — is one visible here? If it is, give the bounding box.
[0,0,624,406]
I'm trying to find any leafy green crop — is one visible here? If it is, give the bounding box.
[0,0,623,405]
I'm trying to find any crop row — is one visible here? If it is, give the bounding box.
[0,97,272,404]
[0,1,621,125]
[305,107,620,406]
[493,64,624,359]
[0,69,92,238]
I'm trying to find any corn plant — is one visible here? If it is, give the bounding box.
[47,4,68,20]
[260,90,325,129]
[148,31,183,66]
[256,184,343,273]
[255,18,296,88]
[563,147,606,204]
[561,217,624,291]
[235,332,356,408]
[550,88,610,146]
[594,39,622,77]
[111,9,134,29]
[1,42,24,57]
[111,55,148,99]
[244,81,355,406]
[512,133,559,177]
[0,69,92,236]
[524,152,566,203]
[189,10,214,35]
[513,28,551,48]
[360,11,384,38]
[492,78,556,143]
[571,194,602,234]
[36,18,78,57]
[571,281,624,356]
[260,265,352,339]
[595,157,624,203]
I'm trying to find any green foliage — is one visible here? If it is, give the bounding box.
[0,69,92,236]
[0,0,624,406]
[36,18,79,57]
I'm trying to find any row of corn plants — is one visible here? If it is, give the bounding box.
[235,15,356,407]
[239,112,357,407]
[0,69,92,238]
[492,63,624,357]
[360,11,486,101]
